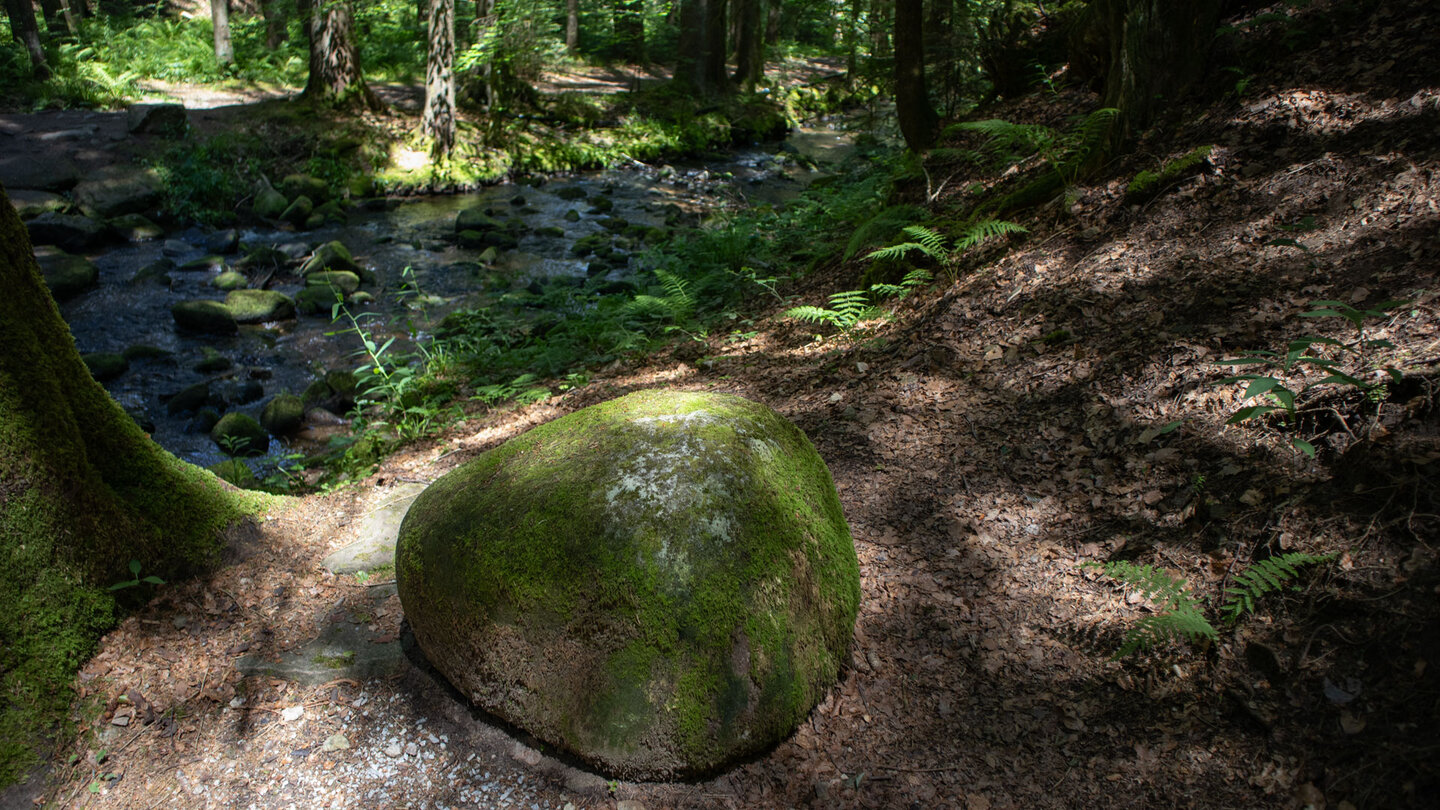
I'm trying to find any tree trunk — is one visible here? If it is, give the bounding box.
[260,0,287,48]
[764,0,780,45]
[732,0,764,89]
[472,0,496,109]
[212,0,235,67]
[37,0,76,36]
[422,0,456,158]
[302,0,378,108]
[0,180,249,767]
[565,0,578,54]
[1083,0,1223,143]
[869,0,890,59]
[703,0,728,92]
[614,0,644,63]
[894,0,936,151]
[674,0,707,92]
[3,0,51,80]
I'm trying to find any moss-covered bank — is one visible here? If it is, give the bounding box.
[396,390,860,779]
[0,183,269,786]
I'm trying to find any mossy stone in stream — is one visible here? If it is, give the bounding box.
[82,353,128,382]
[281,195,314,226]
[281,174,330,203]
[131,258,174,286]
[536,226,566,238]
[208,458,258,489]
[563,209,581,223]
[300,241,366,279]
[167,381,212,415]
[171,300,238,334]
[314,200,347,225]
[212,270,248,291]
[35,249,99,300]
[455,208,504,233]
[122,344,170,362]
[225,289,296,324]
[193,348,232,373]
[295,286,339,316]
[554,186,588,201]
[179,255,227,273]
[395,390,860,779]
[109,213,164,242]
[306,271,361,296]
[254,187,289,219]
[457,229,488,249]
[260,393,306,436]
[482,230,519,250]
[210,412,270,457]
[585,196,614,214]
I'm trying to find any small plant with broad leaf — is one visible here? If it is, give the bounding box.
[109,560,165,592]
[1085,551,1334,658]
[1215,298,1406,456]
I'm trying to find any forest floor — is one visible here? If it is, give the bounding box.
[11,3,1440,809]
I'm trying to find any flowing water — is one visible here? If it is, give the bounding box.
[61,126,856,475]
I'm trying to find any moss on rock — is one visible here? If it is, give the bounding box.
[396,390,860,779]
[225,289,296,324]
[171,300,238,334]
[210,412,270,456]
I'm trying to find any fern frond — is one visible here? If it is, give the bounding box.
[828,290,872,326]
[1069,108,1119,153]
[952,119,1056,157]
[1220,552,1334,623]
[1116,608,1218,658]
[954,219,1029,252]
[785,305,842,326]
[865,242,928,262]
[900,268,934,290]
[900,225,948,258]
[1085,560,1199,612]
[655,268,694,321]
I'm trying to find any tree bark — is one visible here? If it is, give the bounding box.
[675,0,729,95]
[37,0,76,36]
[565,0,578,53]
[1082,0,1223,143]
[422,0,456,158]
[894,0,936,151]
[732,0,764,89]
[703,0,728,92]
[302,0,378,108]
[471,0,496,109]
[260,0,287,48]
[212,0,235,67]
[3,0,51,80]
[1,180,249,762]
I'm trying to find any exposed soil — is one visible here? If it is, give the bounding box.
[12,3,1440,808]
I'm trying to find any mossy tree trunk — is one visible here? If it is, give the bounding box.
[565,0,578,53]
[0,182,252,784]
[212,0,235,67]
[422,0,456,158]
[302,0,379,108]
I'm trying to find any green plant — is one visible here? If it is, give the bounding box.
[784,269,932,334]
[107,560,164,592]
[1085,552,1334,658]
[866,221,1028,281]
[1215,299,1406,457]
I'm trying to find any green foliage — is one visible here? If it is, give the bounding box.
[1126,145,1214,202]
[107,559,165,592]
[1220,552,1335,623]
[1086,551,1335,658]
[1215,299,1406,457]
[950,108,1118,215]
[866,220,1027,281]
[785,269,932,335]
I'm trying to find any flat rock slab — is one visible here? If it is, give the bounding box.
[236,584,405,685]
[322,482,427,575]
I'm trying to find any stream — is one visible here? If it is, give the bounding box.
[61,126,856,477]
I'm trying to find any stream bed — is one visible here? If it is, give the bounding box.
[61,126,856,477]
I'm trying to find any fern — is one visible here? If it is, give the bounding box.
[869,268,934,300]
[954,219,1029,251]
[1220,552,1334,622]
[865,225,948,263]
[785,289,875,331]
[1084,560,1219,659]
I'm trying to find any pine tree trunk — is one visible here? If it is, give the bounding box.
[472,0,497,109]
[0,180,249,765]
[37,0,76,36]
[3,0,51,80]
[302,0,378,108]
[893,0,936,151]
[703,0,728,92]
[422,0,456,158]
[212,0,235,67]
[565,0,578,53]
[674,0,707,92]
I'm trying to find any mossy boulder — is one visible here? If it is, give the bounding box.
[455,207,504,233]
[34,248,99,300]
[82,352,128,382]
[395,390,860,779]
[212,269,249,291]
[109,213,164,242]
[210,412,270,457]
[254,187,289,219]
[171,300,238,334]
[281,173,330,203]
[280,195,314,226]
[300,241,365,277]
[295,286,339,316]
[225,289,296,324]
[306,270,361,296]
[260,393,306,436]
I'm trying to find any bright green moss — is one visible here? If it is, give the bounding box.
[1127,145,1214,201]
[397,390,859,778]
